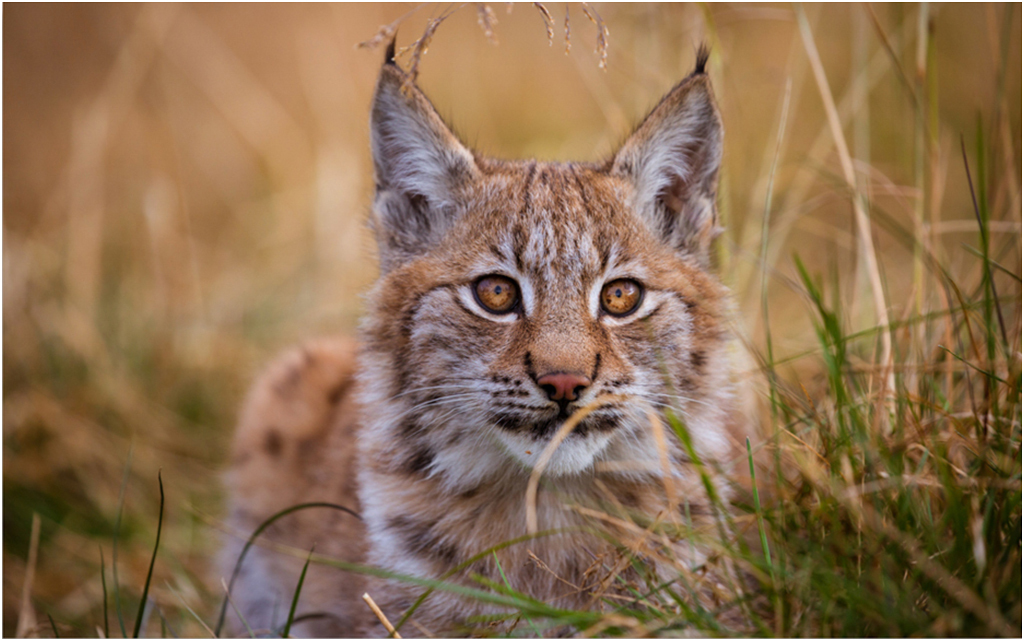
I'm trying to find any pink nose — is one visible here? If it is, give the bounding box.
[536,372,591,402]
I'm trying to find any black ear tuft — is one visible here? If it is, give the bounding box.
[609,65,723,263]
[694,44,710,75]
[370,55,479,272]
[384,36,397,66]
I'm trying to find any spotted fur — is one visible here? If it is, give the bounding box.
[222,50,744,636]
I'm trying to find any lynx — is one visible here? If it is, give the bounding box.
[222,44,745,637]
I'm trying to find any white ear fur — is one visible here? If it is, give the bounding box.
[610,69,724,263]
[370,62,479,271]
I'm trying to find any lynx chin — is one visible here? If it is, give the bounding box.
[222,44,748,637]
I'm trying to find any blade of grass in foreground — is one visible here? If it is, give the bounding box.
[253,527,605,632]
[491,551,541,636]
[157,607,179,639]
[962,134,1010,353]
[132,470,165,638]
[747,438,772,573]
[220,578,257,639]
[112,445,134,638]
[99,546,109,639]
[392,528,566,633]
[214,502,361,636]
[761,77,792,495]
[165,580,216,638]
[282,546,315,639]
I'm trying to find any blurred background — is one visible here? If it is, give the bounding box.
[3,3,1020,637]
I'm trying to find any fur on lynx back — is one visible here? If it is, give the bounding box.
[221,46,747,637]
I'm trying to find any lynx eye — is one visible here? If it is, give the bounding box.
[474,275,520,314]
[600,279,643,317]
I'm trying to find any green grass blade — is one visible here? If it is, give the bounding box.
[747,438,772,571]
[214,502,361,636]
[133,470,165,638]
[282,546,315,639]
[961,245,1021,283]
[112,444,134,639]
[938,346,1008,386]
[392,528,565,632]
[961,135,1010,353]
[99,545,109,639]
[491,551,541,636]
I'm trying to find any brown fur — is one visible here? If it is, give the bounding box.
[222,53,746,636]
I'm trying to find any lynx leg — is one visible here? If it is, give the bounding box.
[220,338,369,637]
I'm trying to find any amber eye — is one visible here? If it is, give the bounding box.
[474,275,520,314]
[600,279,643,316]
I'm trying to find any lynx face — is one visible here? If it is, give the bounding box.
[360,49,733,490]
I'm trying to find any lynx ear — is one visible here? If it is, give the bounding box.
[370,51,479,271]
[610,57,724,263]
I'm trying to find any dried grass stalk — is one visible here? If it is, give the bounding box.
[533,2,555,46]
[563,3,572,54]
[476,4,499,45]
[403,12,453,91]
[795,5,894,423]
[525,395,626,534]
[358,21,399,51]
[363,592,402,638]
[581,2,609,69]
[357,6,423,51]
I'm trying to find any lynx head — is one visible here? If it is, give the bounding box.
[360,48,734,490]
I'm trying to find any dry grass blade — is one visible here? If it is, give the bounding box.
[358,5,424,51]
[476,4,499,45]
[15,513,41,639]
[404,10,456,90]
[533,2,554,46]
[563,4,571,54]
[363,593,402,638]
[525,395,627,534]
[795,4,894,422]
[358,22,399,51]
[220,578,257,639]
[165,581,216,638]
[863,4,919,107]
[646,409,679,521]
[581,2,609,70]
